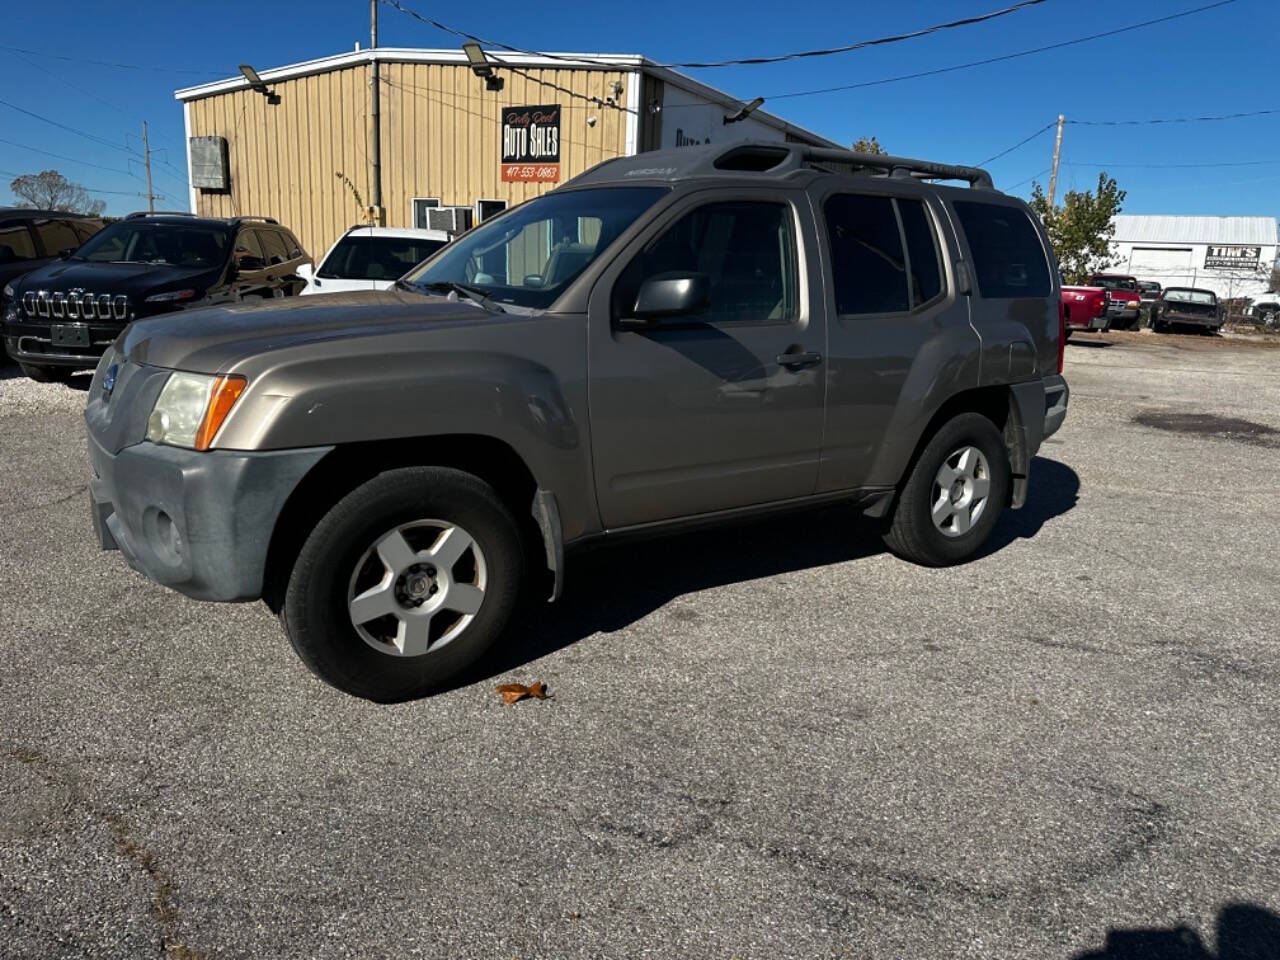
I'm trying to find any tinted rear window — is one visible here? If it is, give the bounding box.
[319,235,449,281]
[824,194,909,315]
[898,198,943,306]
[953,201,1050,299]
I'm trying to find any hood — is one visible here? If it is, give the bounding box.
[13,259,220,299]
[118,288,508,371]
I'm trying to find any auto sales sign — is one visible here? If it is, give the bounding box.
[1204,245,1262,270]
[501,105,560,182]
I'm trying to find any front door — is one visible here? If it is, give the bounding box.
[587,192,827,529]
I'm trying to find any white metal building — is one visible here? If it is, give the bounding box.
[1110,215,1279,301]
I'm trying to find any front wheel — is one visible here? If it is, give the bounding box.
[282,466,525,701]
[883,412,1011,566]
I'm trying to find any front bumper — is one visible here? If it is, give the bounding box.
[88,433,331,602]
[4,318,124,368]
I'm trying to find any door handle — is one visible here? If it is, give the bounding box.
[776,350,822,370]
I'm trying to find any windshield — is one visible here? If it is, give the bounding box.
[1092,276,1137,292]
[1164,288,1216,305]
[1138,282,1160,295]
[73,221,231,269]
[404,187,668,309]
[319,234,448,281]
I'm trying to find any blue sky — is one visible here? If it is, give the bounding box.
[2,0,1276,217]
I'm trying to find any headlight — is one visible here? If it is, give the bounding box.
[144,289,198,304]
[2,282,13,299]
[146,372,247,451]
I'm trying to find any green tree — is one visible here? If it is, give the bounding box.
[1028,172,1126,284]
[852,136,886,155]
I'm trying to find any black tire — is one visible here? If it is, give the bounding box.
[281,466,525,702]
[883,412,1011,567]
[19,362,73,383]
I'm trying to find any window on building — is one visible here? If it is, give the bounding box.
[614,201,799,325]
[953,200,1051,299]
[824,194,909,315]
[476,199,507,223]
[0,221,38,262]
[412,198,440,229]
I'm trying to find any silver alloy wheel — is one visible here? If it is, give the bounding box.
[931,445,991,538]
[346,519,487,657]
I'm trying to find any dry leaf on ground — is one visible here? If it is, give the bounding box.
[495,681,550,705]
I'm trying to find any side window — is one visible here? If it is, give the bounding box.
[258,230,289,265]
[34,219,81,256]
[614,201,799,325]
[824,194,909,315]
[897,199,943,306]
[0,221,38,262]
[953,200,1051,299]
[234,228,265,264]
[281,231,303,259]
[71,220,102,244]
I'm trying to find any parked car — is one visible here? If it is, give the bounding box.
[1150,287,1220,333]
[299,226,451,295]
[1060,283,1108,335]
[85,141,1069,701]
[1088,273,1142,330]
[3,212,307,382]
[1138,280,1161,325]
[0,208,104,351]
[1249,298,1279,329]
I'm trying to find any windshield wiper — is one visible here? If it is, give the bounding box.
[411,279,506,313]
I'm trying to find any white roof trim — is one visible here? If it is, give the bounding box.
[174,48,647,101]
[172,46,838,148]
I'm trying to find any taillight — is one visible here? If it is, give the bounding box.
[1057,300,1066,373]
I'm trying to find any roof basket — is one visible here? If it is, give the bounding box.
[125,210,198,219]
[801,147,994,189]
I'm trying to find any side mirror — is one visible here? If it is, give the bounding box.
[296,262,313,281]
[59,247,76,259]
[235,253,266,273]
[626,271,710,325]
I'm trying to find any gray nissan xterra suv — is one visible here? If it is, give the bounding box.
[86,142,1069,702]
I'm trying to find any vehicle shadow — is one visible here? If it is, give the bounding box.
[464,455,1080,688]
[0,357,91,390]
[1068,337,1113,349]
[1074,902,1280,959]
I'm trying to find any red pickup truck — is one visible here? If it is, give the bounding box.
[1061,284,1108,335]
[1089,273,1143,330]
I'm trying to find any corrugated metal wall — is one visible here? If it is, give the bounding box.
[186,61,633,261]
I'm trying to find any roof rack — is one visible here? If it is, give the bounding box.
[800,147,994,190]
[124,210,199,219]
[232,215,279,225]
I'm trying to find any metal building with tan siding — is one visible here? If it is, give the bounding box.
[175,47,836,262]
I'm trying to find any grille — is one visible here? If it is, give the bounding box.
[21,290,129,321]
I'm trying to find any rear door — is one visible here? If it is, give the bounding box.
[0,219,42,289]
[814,187,977,491]
[230,229,273,301]
[587,188,827,528]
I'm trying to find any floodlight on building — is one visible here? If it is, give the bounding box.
[723,97,764,125]
[239,64,280,105]
[462,42,504,91]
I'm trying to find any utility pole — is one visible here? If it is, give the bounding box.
[141,121,158,213]
[1046,113,1065,209]
[369,0,383,224]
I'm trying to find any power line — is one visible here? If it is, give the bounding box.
[1065,159,1280,169]
[766,0,1235,101]
[381,0,1051,70]
[975,122,1056,166]
[0,98,139,157]
[0,42,222,77]
[9,51,138,118]
[0,137,138,177]
[1007,169,1050,190]
[0,168,165,199]
[1070,108,1280,126]
[504,67,636,114]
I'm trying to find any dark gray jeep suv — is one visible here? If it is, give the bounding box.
[85,142,1069,701]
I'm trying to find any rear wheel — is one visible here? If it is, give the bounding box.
[883,412,1011,566]
[18,362,73,383]
[281,466,525,701]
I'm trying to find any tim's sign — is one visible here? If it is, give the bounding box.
[501,105,560,182]
[1204,245,1262,270]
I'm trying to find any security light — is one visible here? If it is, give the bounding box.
[239,64,280,105]
[723,96,765,125]
[462,42,504,91]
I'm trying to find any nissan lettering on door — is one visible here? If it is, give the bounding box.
[502,104,561,182]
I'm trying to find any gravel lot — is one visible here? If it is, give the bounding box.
[2,332,1279,960]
